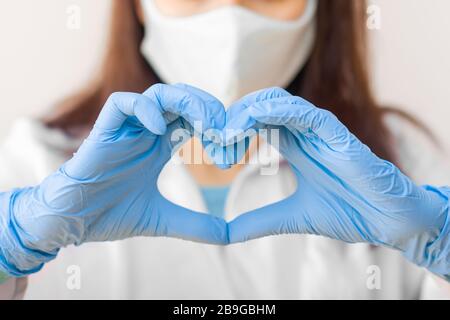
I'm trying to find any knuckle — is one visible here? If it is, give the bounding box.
[106,92,128,109]
[108,91,125,102]
[270,86,289,94]
[148,83,165,95]
[269,87,291,97]
[143,83,166,102]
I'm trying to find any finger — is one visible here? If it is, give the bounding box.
[157,115,238,171]
[249,97,390,189]
[221,87,292,145]
[228,195,302,244]
[172,83,236,169]
[173,83,226,130]
[248,96,353,148]
[94,92,167,135]
[153,194,229,245]
[144,84,226,133]
[228,87,292,113]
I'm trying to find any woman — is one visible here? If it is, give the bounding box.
[0,0,449,299]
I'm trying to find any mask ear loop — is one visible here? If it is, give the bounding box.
[301,0,318,25]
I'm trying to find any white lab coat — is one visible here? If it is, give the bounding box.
[0,113,449,300]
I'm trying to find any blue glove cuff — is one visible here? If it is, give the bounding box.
[425,187,450,281]
[0,190,57,277]
[405,186,450,281]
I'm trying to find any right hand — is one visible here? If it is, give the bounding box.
[0,84,229,276]
[226,87,449,280]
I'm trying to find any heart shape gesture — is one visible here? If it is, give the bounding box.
[2,84,448,279]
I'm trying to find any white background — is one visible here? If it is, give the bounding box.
[0,0,449,152]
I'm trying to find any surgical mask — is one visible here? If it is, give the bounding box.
[140,0,317,108]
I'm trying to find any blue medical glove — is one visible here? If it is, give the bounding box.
[0,84,229,277]
[227,87,450,280]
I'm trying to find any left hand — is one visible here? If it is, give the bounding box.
[226,87,450,279]
[0,84,229,276]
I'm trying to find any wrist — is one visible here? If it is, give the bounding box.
[402,186,450,280]
[0,190,57,277]
[423,200,450,281]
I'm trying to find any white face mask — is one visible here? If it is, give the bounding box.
[140,0,317,108]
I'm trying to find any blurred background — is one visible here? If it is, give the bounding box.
[0,0,449,152]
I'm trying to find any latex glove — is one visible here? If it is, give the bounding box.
[0,84,229,277]
[227,87,450,280]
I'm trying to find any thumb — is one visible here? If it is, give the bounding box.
[149,193,230,245]
[228,195,304,244]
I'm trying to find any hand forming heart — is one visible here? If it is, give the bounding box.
[5,83,448,277]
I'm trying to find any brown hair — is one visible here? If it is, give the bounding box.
[44,0,422,163]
